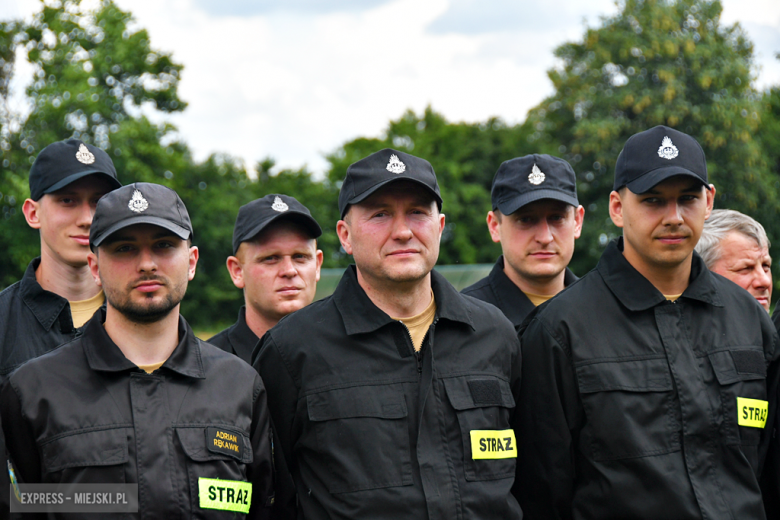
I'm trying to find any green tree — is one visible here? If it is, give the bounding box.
[0,0,186,286]
[523,0,778,277]
[325,106,535,267]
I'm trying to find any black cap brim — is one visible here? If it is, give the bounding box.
[92,216,191,248]
[342,177,443,218]
[496,189,579,216]
[42,170,122,197]
[233,212,322,255]
[625,165,710,194]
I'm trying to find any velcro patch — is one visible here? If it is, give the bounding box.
[731,350,766,377]
[198,478,252,513]
[737,397,768,428]
[470,430,517,459]
[468,379,503,406]
[206,427,245,460]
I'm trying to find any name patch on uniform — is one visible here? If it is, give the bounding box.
[470,430,517,459]
[737,397,768,428]
[206,427,244,460]
[198,478,251,513]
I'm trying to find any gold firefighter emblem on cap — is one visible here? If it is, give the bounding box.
[75,143,96,164]
[658,136,679,160]
[272,196,289,212]
[528,164,545,185]
[128,189,149,213]
[386,154,406,174]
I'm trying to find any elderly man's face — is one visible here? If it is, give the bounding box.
[709,231,772,311]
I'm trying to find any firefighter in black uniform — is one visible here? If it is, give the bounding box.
[463,154,584,326]
[253,149,523,520]
[210,194,322,519]
[210,194,323,364]
[0,138,121,514]
[1,183,274,518]
[517,126,780,519]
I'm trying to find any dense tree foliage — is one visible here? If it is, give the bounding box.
[522,0,779,276]
[3,0,780,326]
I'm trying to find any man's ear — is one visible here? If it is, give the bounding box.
[486,211,501,244]
[87,251,102,287]
[22,198,42,230]
[336,220,353,255]
[187,246,199,281]
[608,191,625,229]
[226,255,245,289]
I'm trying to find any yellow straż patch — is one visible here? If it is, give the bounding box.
[737,397,768,428]
[198,478,252,513]
[470,430,517,459]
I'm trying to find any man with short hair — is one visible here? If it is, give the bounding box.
[210,194,323,364]
[254,149,523,519]
[1,183,274,518]
[463,155,584,326]
[694,209,772,312]
[0,138,121,512]
[517,126,779,519]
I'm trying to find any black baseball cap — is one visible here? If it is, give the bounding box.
[338,148,442,218]
[492,154,579,215]
[232,194,322,255]
[613,125,710,193]
[29,139,121,200]
[90,183,192,248]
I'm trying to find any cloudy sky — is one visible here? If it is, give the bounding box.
[4,0,780,175]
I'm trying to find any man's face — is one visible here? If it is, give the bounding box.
[487,200,584,290]
[709,231,772,311]
[337,181,445,288]
[88,224,198,323]
[227,222,323,325]
[23,175,116,268]
[610,176,715,275]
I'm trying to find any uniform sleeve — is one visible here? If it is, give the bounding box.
[759,320,780,516]
[515,317,581,520]
[246,373,274,520]
[0,376,42,484]
[253,334,300,520]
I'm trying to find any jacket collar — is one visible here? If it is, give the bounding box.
[334,265,474,336]
[19,257,71,332]
[83,308,206,378]
[598,237,723,311]
[227,307,259,362]
[488,256,578,326]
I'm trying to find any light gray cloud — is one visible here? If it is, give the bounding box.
[190,0,392,17]
[427,0,604,34]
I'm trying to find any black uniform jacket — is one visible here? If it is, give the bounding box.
[462,255,578,327]
[0,257,95,514]
[0,309,274,519]
[210,307,258,364]
[253,266,523,520]
[209,306,297,520]
[760,311,780,517]
[517,238,780,520]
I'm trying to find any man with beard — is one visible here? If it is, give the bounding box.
[254,149,523,520]
[1,183,274,518]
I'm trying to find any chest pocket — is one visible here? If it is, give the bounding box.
[307,384,412,494]
[443,376,516,481]
[576,358,680,461]
[708,349,768,449]
[176,426,252,519]
[41,428,129,483]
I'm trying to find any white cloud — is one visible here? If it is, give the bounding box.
[2,0,779,175]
